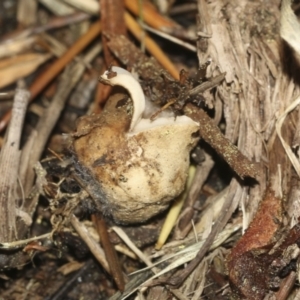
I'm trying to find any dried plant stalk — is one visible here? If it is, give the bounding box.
[0,89,29,242]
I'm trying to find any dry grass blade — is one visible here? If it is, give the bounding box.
[0,36,37,59]
[0,53,52,89]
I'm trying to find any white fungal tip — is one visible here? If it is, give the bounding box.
[100,66,145,131]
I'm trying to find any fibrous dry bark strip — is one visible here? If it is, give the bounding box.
[0,88,29,243]
[0,89,32,270]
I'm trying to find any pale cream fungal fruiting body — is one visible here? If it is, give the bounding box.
[73,67,200,224]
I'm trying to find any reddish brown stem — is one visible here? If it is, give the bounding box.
[100,0,126,66]
[92,214,125,291]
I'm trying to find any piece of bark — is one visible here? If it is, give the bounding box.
[0,89,29,243]
[0,89,31,269]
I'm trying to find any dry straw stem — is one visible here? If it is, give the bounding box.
[275,271,297,300]
[112,227,156,272]
[124,12,179,80]
[97,0,127,109]
[0,21,101,133]
[101,0,126,66]
[140,22,197,52]
[0,233,51,249]
[0,89,29,242]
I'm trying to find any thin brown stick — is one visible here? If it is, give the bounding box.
[92,213,125,291]
[275,272,296,299]
[184,103,260,179]
[100,0,126,66]
[0,21,101,133]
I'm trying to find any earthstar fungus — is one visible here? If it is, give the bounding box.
[73,66,200,223]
